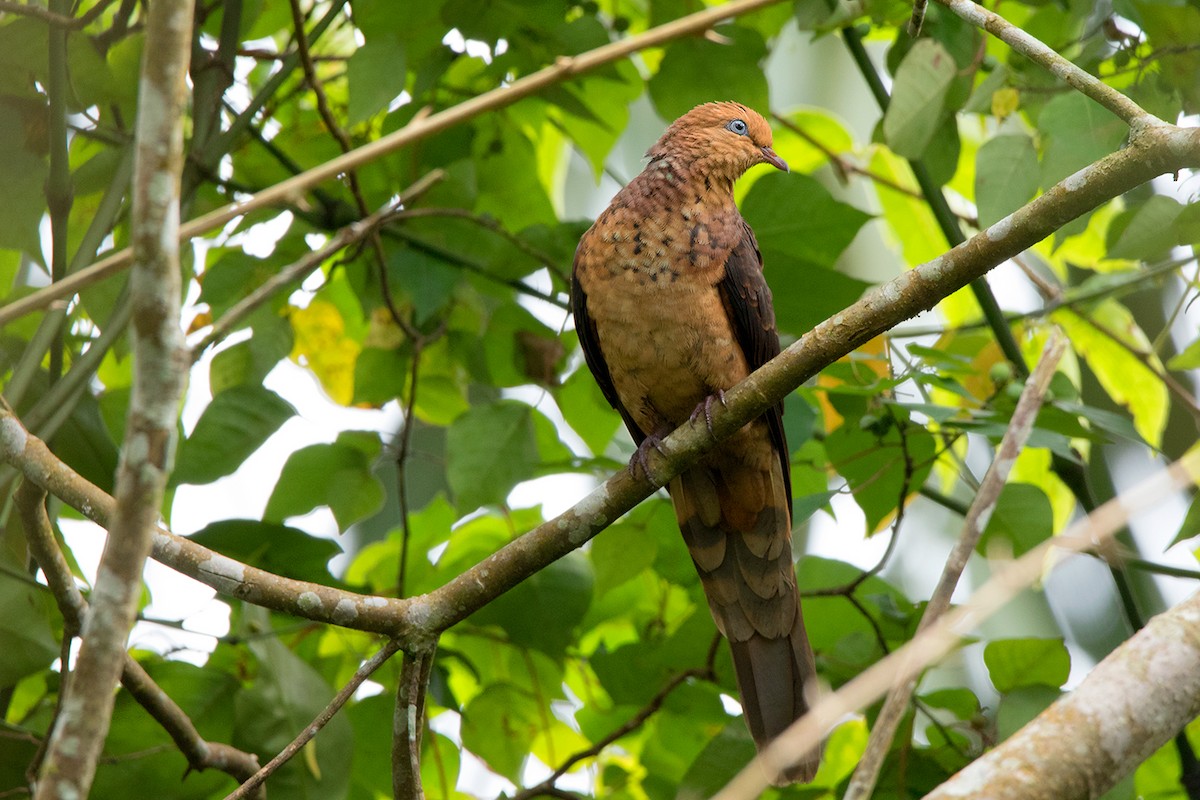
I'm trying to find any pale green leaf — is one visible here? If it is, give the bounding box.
[883,39,956,159]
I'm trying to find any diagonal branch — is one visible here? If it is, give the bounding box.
[223,638,403,800]
[712,448,1200,796]
[0,0,788,327]
[924,583,1200,799]
[1,119,1198,650]
[845,331,1067,800]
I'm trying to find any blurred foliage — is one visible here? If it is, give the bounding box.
[1,0,1199,798]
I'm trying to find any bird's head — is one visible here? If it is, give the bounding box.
[646,101,788,182]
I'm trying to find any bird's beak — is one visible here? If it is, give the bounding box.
[761,146,789,173]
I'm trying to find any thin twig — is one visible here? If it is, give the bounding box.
[845,331,1066,800]
[225,638,403,800]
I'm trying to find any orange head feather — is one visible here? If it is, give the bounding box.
[645,101,788,182]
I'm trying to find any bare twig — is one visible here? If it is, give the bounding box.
[33,4,194,798]
[224,638,403,800]
[712,448,1200,795]
[16,481,262,794]
[845,331,1067,800]
[0,0,790,327]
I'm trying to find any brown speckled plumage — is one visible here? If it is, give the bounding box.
[571,102,820,784]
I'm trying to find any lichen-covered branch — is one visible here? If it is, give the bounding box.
[393,647,436,800]
[923,588,1200,800]
[33,3,195,797]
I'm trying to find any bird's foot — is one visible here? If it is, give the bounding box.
[688,390,728,437]
[628,433,668,482]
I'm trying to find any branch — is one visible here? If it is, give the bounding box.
[16,481,262,793]
[934,0,1154,125]
[393,647,435,800]
[223,638,403,800]
[2,120,1199,648]
[712,448,1200,796]
[923,585,1200,800]
[0,0,788,327]
[846,331,1067,800]
[33,4,194,799]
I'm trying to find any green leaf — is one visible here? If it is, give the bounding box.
[824,416,937,534]
[173,385,296,485]
[460,684,541,782]
[208,313,293,394]
[678,723,757,798]
[0,561,57,687]
[446,400,539,510]
[770,107,855,176]
[470,551,593,654]
[883,39,956,160]
[975,134,1039,227]
[0,87,49,255]
[188,519,342,584]
[1107,195,1184,262]
[1037,92,1127,188]
[347,38,407,124]
[997,685,1061,741]
[984,637,1071,693]
[1171,493,1200,548]
[978,483,1054,557]
[557,364,622,456]
[237,611,353,800]
[1053,302,1168,447]
[264,431,386,533]
[741,172,872,336]
[647,25,770,121]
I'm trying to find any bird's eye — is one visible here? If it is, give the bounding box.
[726,119,749,136]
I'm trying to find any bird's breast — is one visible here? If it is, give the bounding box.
[576,210,752,432]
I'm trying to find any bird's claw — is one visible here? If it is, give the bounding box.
[629,434,667,482]
[688,390,728,437]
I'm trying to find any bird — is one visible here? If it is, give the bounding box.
[571,101,820,784]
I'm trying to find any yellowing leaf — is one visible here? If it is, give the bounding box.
[290,300,362,406]
[991,87,1020,119]
[816,334,890,433]
[1009,449,1075,538]
[1034,200,1135,275]
[1053,301,1168,447]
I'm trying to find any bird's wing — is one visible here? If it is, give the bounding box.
[570,263,647,445]
[716,219,792,513]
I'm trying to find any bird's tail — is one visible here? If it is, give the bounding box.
[670,457,820,785]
